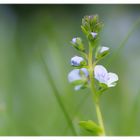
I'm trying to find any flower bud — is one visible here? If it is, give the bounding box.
[95,46,110,60]
[91,32,98,38]
[71,37,85,52]
[100,46,109,53]
[87,32,99,47]
[81,15,103,36]
[71,56,86,66]
[72,38,77,44]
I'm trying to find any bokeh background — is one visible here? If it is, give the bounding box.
[0,4,140,136]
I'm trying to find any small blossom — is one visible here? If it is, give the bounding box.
[68,68,89,90]
[68,68,88,83]
[71,56,84,66]
[99,46,109,53]
[72,37,77,44]
[68,69,81,83]
[94,65,118,87]
[91,32,98,38]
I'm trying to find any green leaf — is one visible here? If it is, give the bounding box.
[79,120,103,136]
[94,22,104,33]
[95,46,101,58]
[87,33,96,41]
[81,25,88,36]
[97,83,109,94]
[80,60,87,66]
[71,80,89,91]
[99,83,108,89]
[71,80,86,86]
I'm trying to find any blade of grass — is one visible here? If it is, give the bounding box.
[107,18,140,66]
[39,51,77,136]
[127,89,140,135]
[63,92,89,134]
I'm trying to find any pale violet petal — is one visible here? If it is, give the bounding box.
[68,69,81,83]
[81,68,89,77]
[91,32,98,38]
[107,73,119,87]
[100,46,109,53]
[74,85,82,91]
[71,56,84,66]
[72,38,77,43]
[94,65,108,83]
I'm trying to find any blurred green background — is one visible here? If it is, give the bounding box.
[0,4,140,136]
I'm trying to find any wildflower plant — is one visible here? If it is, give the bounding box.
[68,15,119,136]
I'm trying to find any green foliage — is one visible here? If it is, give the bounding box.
[71,79,86,86]
[79,120,103,136]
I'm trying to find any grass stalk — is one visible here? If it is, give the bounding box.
[39,51,77,136]
[107,18,140,66]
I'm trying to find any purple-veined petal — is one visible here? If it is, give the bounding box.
[94,65,118,87]
[107,72,118,87]
[94,65,108,83]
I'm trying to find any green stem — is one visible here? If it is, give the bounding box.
[88,43,106,136]
[95,102,105,136]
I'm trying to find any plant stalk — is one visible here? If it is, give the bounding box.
[95,101,105,136]
[88,43,106,136]
[39,51,77,136]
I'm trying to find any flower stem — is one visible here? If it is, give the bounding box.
[95,101,106,136]
[88,43,106,136]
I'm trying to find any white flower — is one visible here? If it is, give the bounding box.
[72,38,77,44]
[68,68,89,90]
[99,46,109,53]
[71,56,84,66]
[94,65,118,87]
[91,32,98,38]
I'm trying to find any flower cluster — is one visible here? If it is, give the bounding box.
[67,15,119,136]
[68,55,118,91]
[68,15,119,92]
